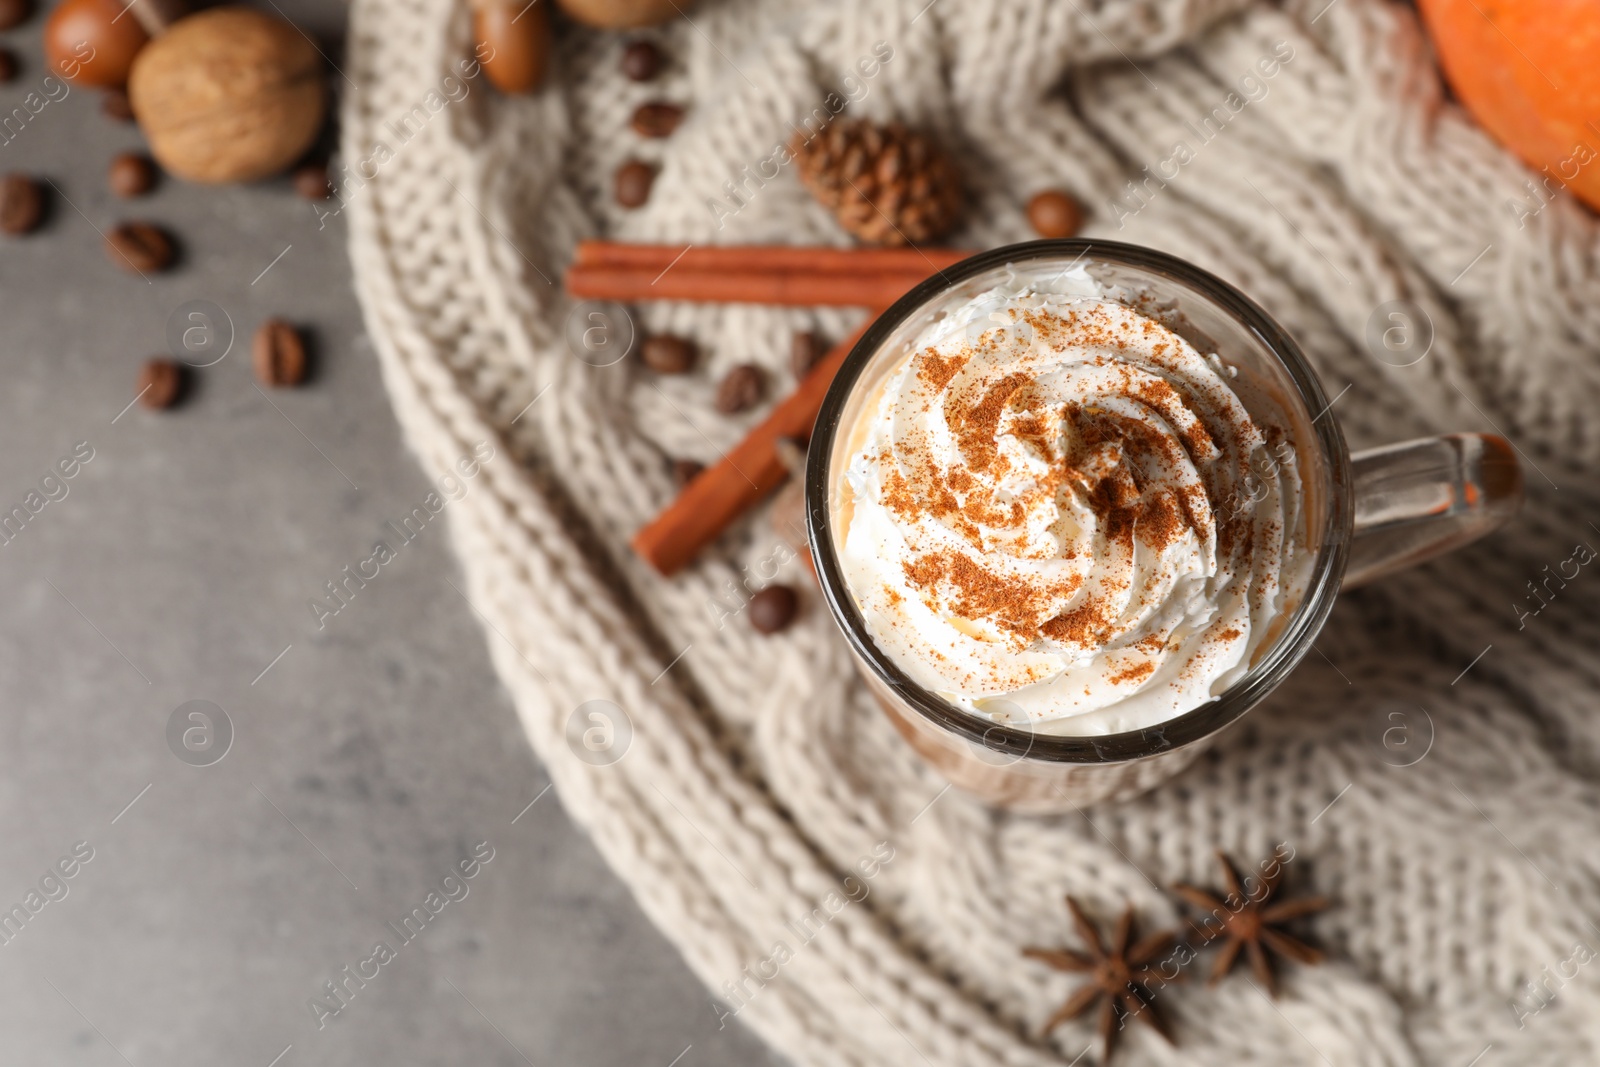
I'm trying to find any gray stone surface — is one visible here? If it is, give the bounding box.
[0,6,782,1066]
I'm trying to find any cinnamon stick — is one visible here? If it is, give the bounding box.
[568,264,949,308]
[633,319,876,575]
[575,240,972,277]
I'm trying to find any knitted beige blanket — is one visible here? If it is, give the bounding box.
[342,0,1600,1062]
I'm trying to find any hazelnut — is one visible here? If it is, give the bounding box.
[1026,190,1084,240]
[474,0,550,94]
[44,0,150,88]
[556,0,691,29]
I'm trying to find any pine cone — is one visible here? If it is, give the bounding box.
[790,119,963,246]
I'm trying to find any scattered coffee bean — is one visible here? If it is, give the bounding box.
[1026,189,1084,239]
[292,161,331,200]
[108,153,156,198]
[671,458,704,488]
[137,359,185,410]
[620,39,662,81]
[640,334,695,374]
[101,88,135,122]
[791,331,827,379]
[253,319,307,387]
[630,101,684,139]
[0,173,43,235]
[748,584,798,634]
[0,0,30,32]
[614,159,654,208]
[0,47,17,84]
[105,222,175,272]
[715,364,764,415]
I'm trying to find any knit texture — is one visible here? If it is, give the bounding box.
[343,0,1600,1062]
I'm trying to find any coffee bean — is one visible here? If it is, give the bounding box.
[293,162,331,200]
[101,88,135,122]
[108,153,156,198]
[620,40,662,81]
[253,319,307,387]
[105,222,174,272]
[748,585,798,634]
[630,101,684,139]
[0,0,31,32]
[640,334,694,374]
[671,458,703,488]
[791,331,827,379]
[138,359,185,410]
[715,364,764,415]
[1026,190,1084,239]
[0,48,18,84]
[0,173,43,236]
[614,160,654,208]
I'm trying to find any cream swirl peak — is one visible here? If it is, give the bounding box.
[836,269,1307,735]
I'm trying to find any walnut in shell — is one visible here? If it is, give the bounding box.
[127,6,325,184]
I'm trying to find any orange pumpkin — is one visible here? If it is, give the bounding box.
[1418,0,1600,212]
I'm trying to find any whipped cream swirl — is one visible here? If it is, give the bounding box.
[837,270,1306,735]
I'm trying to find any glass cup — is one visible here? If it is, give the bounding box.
[805,240,1522,812]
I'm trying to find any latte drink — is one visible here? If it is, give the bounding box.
[832,266,1311,738]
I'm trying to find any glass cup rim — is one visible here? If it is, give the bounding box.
[805,238,1354,765]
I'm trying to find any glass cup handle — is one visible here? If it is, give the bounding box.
[1343,433,1524,589]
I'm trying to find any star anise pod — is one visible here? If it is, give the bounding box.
[1173,851,1330,997]
[1022,897,1180,1063]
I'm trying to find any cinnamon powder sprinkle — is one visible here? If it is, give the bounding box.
[1107,661,1156,685]
[868,299,1279,672]
[903,550,1083,643]
[915,349,969,391]
[1041,596,1112,647]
